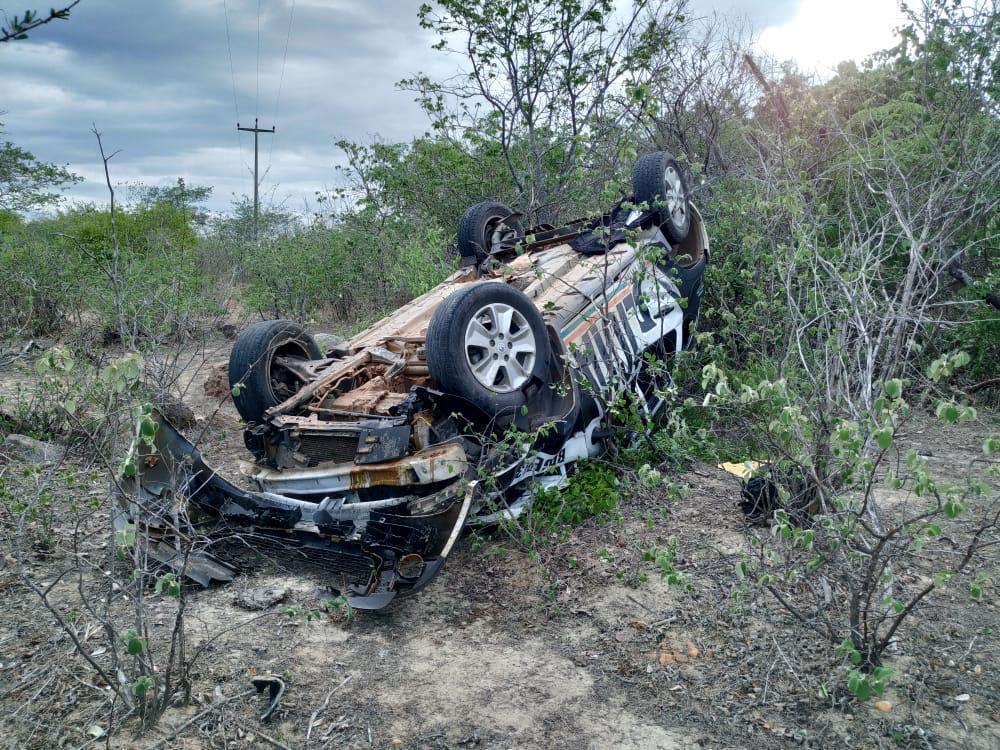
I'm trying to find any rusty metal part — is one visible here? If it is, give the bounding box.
[396,553,425,580]
[264,350,371,420]
[243,441,469,495]
[354,424,411,464]
[273,355,337,383]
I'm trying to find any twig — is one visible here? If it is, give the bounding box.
[148,688,255,749]
[770,633,808,692]
[306,675,353,744]
[0,1,79,42]
[247,727,294,750]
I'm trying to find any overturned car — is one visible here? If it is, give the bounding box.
[118,152,710,609]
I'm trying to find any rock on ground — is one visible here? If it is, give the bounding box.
[203,361,231,400]
[158,398,197,429]
[237,586,288,610]
[0,434,66,465]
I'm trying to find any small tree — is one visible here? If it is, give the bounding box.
[692,0,1000,698]
[0,125,80,212]
[403,0,687,221]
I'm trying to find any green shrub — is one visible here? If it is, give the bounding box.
[243,215,451,323]
[531,461,620,530]
[0,201,218,341]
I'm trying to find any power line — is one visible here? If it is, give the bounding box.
[266,0,296,176]
[223,0,250,196]
[255,0,262,117]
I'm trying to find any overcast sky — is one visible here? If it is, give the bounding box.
[0,0,906,214]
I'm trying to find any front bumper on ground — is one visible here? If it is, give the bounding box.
[115,412,473,609]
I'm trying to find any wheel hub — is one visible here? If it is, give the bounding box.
[464,302,536,393]
[663,165,687,229]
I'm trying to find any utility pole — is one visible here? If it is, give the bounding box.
[237,117,275,242]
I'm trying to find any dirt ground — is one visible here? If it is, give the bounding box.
[0,341,997,750]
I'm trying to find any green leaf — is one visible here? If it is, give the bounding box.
[123,359,141,381]
[875,428,893,451]
[883,379,902,399]
[984,436,999,455]
[935,401,960,423]
[131,675,155,698]
[943,497,964,519]
[155,573,181,597]
[122,629,146,656]
[848,670,862,697]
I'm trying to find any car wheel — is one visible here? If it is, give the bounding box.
[228,320,322,423]
[633,151,691,243]
[425,283,551,418]
[457,200,523,263]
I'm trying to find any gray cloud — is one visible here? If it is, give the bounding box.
[1,0,453,211]
[0,0,801,213]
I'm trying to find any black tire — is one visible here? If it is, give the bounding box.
[228,320,322,423]
[457,200,523,263]
[425,283,550,418]
[632,151,691,243]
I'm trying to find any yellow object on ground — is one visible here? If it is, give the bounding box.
[717,460,763,479]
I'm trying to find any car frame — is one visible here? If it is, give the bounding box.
[116,151,710,609]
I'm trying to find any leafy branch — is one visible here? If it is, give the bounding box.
[1,1,80,43]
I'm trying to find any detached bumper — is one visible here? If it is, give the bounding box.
[115,412,472,609]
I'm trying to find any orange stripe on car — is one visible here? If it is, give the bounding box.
[564,286,633,345]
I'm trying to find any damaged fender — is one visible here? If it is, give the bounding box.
[115,411,474,608]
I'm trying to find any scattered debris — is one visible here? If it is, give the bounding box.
[237,586,288,610]
[251,674,286,721]
[717,460,762,478]
[306,675,353,743]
